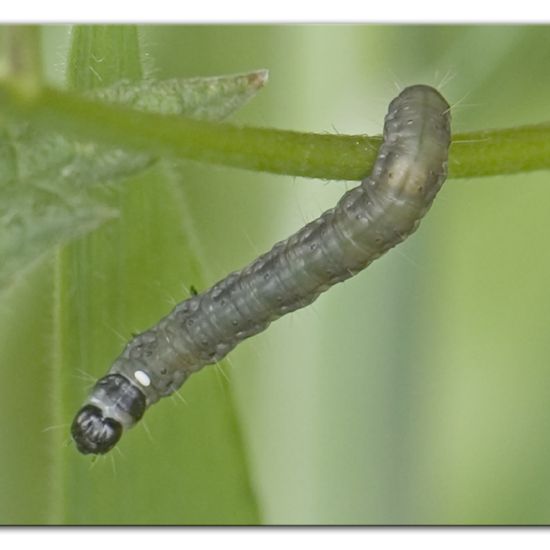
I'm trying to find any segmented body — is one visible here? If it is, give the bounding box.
[71,84,451,454]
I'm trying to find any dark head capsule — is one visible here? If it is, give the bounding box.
[71,405,123,455]
[71,374,147,455]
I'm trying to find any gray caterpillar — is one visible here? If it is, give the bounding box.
[71,84,451,455]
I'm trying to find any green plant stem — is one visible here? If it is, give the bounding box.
[0,26,43,94]
[1,81,550,181]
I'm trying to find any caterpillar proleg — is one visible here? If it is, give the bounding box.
[71,84,451,455]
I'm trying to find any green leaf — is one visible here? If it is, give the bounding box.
[0,25,261,525]
[88,70,269,121]
[0,64,268,295]
[1,70,269,186]
[0,181,116,291]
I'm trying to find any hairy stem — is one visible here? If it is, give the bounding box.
[0,80,549,181]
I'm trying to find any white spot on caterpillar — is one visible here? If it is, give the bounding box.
[134,370,151,387]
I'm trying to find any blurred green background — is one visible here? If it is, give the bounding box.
[2,25,550,524]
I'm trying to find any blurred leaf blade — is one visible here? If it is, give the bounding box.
[57,24,260,525]
[56,165,261,524]
[67,25,143,91]
[0,182,117,293]
[0,25,261,524]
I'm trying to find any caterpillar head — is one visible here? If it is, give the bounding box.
[71,374,146,455]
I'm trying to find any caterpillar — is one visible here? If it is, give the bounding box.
[71,84,451,455]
